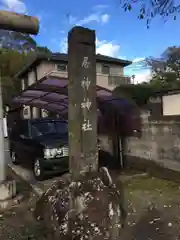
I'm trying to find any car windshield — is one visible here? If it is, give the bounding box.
[31,121,68,137]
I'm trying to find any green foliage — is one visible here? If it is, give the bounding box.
[114,46,180,106]
[146,46,180,88]
[0,29,52,107]
[0,47,51,106]
[0,49,28,105]
[113,83,157,106]
[36,46,52,53]
[0,30,37,51]
[113,82,173,107]
[0,49,27,77]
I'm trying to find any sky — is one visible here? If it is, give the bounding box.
[0,0,180,83]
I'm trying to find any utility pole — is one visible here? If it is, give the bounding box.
[0,10,39,195]
[131,74,136,84]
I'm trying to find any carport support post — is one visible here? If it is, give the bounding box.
[0,69,5,182]
[68,26,98,179]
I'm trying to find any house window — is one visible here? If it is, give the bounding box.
[102,65,110,74]
[56,64,67,72]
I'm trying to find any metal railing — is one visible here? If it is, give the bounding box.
[108,75,131,86]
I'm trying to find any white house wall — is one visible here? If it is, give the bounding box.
[36,61,56,80]
[21,78,25,90]
[110,65,124,76]
[28,70,36,85]
[163,94,180,116]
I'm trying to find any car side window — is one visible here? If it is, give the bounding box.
[31,125,42,137]
[10,122,20,139]
[19,121,29,138]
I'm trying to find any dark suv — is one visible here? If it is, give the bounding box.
[9,118,69,181]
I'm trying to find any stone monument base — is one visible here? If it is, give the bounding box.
[0,180,20,211]
[0,179,16,201]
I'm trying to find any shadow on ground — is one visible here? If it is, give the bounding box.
[118,174,180,240]
[121,208,173,240]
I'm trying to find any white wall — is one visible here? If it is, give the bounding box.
[36,61,55,80]
[163,94,180,116]
[21,79,25,90]
[96,62,124,76]
[110,65,124,76]
[3,118,7,138]
[96,62,124,90]
[23,105,31,119]
[41,109,49,118]
[28,71,36,85]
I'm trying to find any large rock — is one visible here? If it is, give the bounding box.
[34,168,126,239]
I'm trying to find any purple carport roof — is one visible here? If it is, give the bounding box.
[12,76,141,136]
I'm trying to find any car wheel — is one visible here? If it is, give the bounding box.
[33,159,44,181]
[11,150,19,165]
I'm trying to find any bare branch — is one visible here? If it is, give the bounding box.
[119,0,180,27]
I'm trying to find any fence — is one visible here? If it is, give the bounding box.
[124,110,180,175]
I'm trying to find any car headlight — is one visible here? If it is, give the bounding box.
[44,148,63,159]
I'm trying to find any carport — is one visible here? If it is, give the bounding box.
[11,75,141,168]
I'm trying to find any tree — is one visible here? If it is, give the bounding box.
[0,20,51,106]
[146,46,180,88]
[120,0,180,27]
[0,29,52,53]
[36,46,51,53]
[113,83,157,106]
[0,49,28,105]
[0,49,27,76]
[0,45,52,107]
[114,46,180,107]
[0,26,52,105]
[0,30,37,51]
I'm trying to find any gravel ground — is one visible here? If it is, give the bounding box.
[120,175,180,240]
[0,171,46,240]
[0,193,46,240]
[0,170,180,239]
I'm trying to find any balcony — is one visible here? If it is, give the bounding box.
[108,75,131,86]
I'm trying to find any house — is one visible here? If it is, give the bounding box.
[15,52,132,119]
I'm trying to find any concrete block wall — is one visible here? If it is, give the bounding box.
[124,111,180,172]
